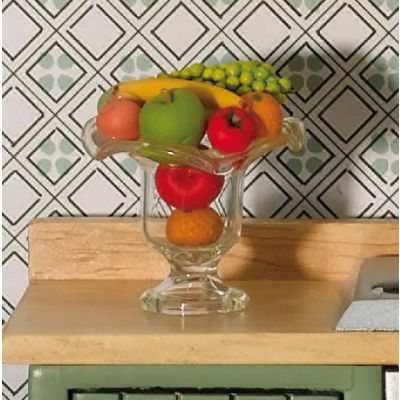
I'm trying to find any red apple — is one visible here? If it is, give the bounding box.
[155,165,224,210]
[207,107,257,153]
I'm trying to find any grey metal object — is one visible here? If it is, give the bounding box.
[336,257,399,331]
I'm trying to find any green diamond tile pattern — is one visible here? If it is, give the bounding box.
[101,34,172,83]
[2,0,399,395]
[360,129,398,185]
[361,46,399,101]
[188,33,248,69]
[36,0,72,18]
[349,118,399,199]
[27,42,85,102]
[110,154,140,183]
[367,0,399,19]
[119,0,158,19]
[58,74,112,136]
[203,0,237,16]
[278,43,335,102]
[277,129,335,185]
[284,0,325,18]
[202,43,238,67]
[194,0,252,25]
[111,46,163,82]
[27,128,84,185]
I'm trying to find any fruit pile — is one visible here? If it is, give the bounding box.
[95,60,290,247]
[158,60,291,102]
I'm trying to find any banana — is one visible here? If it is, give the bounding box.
[116,78,240,110]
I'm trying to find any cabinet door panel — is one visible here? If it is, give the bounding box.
[73,394,119,400]
[294,397,339,399]
[181,396,229,400]
[123,395,176,400]
[236,396,286,400]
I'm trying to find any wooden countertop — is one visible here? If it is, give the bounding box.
[3,218,399,365]
[3,279,398,365]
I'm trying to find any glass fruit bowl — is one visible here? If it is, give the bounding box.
[82,116,304,316]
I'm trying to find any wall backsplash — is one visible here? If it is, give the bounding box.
[2,0,398,398]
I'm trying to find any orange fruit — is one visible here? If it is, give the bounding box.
[166,207,223,246]
[241,92,283,140]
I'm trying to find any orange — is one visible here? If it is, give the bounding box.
[241,92,283,140]
[166,207,223,246]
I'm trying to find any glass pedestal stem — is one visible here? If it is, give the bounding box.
[139,261,249,316]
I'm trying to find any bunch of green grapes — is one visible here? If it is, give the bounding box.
[157,60,292,103]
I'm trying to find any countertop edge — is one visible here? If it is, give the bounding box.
[4,331,398,365]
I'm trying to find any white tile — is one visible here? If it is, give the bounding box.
[57,161,139,216]
[142,0,218,69]
[155,4,206,58]
[318,4,373,60]
[3,172,42,225]
[2,248,29,309]
[224,0,302,63]
[243,158,301,218]
[68,4,124,60]
[320,88,375,142]
[2,87,43,146]
[308,162,385,218]
[3,2,41,60]
[236,3,289,59]
[2,364,29,400]
[2,159,52,236]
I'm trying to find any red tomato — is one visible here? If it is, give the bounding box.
[96,99,140,141]
[155,166,224,210]
[207,107,258,153]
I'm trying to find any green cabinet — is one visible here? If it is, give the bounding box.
[182,396,229,400]
[29,365,383,400]
[294,398,334,400]
[73,395,119,400]
[122,396,176,400]
[237,397,285,400]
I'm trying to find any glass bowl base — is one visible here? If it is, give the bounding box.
[139,275,249,316]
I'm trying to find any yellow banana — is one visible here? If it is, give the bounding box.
[116,78,240,110]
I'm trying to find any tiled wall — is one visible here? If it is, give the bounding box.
[2,0,398,397]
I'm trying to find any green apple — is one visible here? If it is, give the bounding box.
[139,88,206,146]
